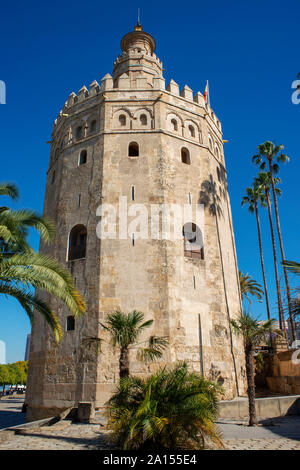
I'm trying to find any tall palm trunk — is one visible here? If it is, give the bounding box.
[119,346,130,378]
[254,202,271,320]
[214,203,239,396]
[265,190,285,332]
[245,343,257,426]
[268,161,295,341]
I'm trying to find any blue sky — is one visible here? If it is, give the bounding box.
[1,0,299,362]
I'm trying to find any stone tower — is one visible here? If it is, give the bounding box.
[26,23,246,421]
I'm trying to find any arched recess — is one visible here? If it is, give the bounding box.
[68,224,87,261]
[113,108,131,130]
[166,112,183,134]
[184,119,201,141]
[182,223,204,259]
[88,117,98,134]
[132,108,152,130]
[74,121,85,141]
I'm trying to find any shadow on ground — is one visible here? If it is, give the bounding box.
[0,398,26,430]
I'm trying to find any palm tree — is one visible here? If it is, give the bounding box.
[241,185,271,318]
[239,271,264,307]
[253,142,295,340]
[84,310,168,378]
[282,260,300,323]
[0,182,86,341]
[254,172,285,332]
[199,174,239,395]
[106,362,223,450]
[231,314,277,426]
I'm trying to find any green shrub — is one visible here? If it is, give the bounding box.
[106,362,223,450]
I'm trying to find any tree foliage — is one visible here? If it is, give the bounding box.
[0,182,86,342]
[0,361,28,388]
[106,362,223,450]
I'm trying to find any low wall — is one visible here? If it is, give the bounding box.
[266,349,300,395]
[219,395,300,419]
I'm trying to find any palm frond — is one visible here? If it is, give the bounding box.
[0,183,19,200]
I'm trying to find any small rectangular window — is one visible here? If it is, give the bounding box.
[66,315,75,331]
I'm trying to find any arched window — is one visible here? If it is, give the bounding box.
[181,147,190,165]
[208,136,213,151]
[66,315,75,331]
[215,145,220,159]
[183,223,204,259]
[79,150,87,165]
[68,224,87,261]
[90,120,97,133]
[76,125,83,140]
[171,119,178,131]
[119,114,126,126]
[188,125,195,138]
[140,114,147,125]
[128,142,139,157]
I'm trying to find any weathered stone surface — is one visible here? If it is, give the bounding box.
[77,402,95,423]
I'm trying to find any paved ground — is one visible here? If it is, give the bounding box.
[218,416,300,450]
[0,398,26,429]
[1,398,300,450]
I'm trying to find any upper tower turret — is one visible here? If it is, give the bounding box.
[113,22,163,85]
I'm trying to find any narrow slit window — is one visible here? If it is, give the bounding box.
[171,119,178,131]
[119,114,126,126]
[131,186,135,201]
[188,125,195,138]
[90,120,97,133]
[181,147,190,165]
[67,315,75,331]
[79,150,87,165]
[140,114,147,125]
[51,171,56,184]
[76,126,83,140]
[78,194,81,207]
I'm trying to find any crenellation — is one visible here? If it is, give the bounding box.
[89,80,100,96]
[77,85,88,102]
[101,73,113,90]
[180,85,193,101]
[166,79,180,95]
[153,77,165,91]
[193,91,205,107]
[117,72,131,89]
